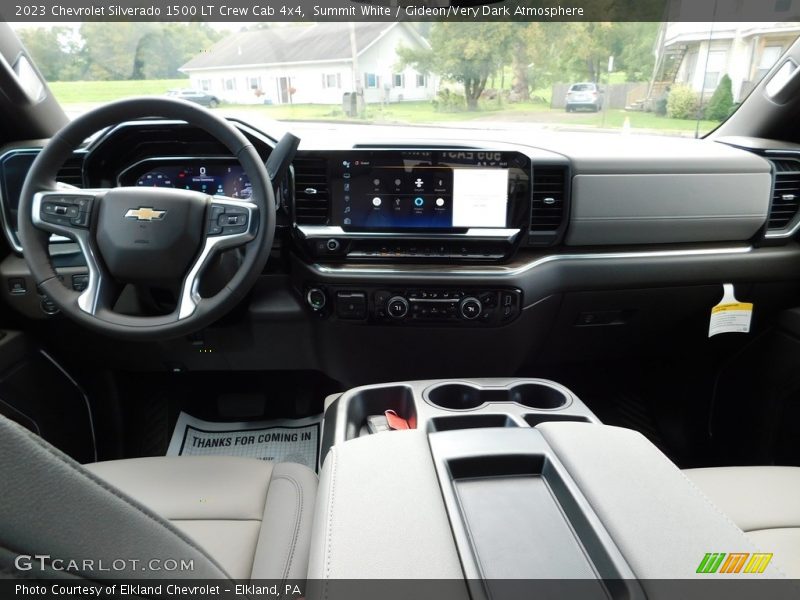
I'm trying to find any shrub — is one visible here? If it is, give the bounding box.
[666,84,699,120]
[433,88,467,112]
[705,74,735,121]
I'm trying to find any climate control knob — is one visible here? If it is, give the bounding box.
[459,297,483,320]
[387,296,410,319]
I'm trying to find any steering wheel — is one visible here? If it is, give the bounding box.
[17,97,275,340]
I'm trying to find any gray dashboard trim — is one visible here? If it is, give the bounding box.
[297,225,520,242]
[310,245,753,278]
[566,172,771,246]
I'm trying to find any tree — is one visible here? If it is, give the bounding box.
[515,22,658,87]
[397,23,515,110]
[80,23,156,80]
[78,23,222,81]
[705,74,734,121]
[17,27,87,81]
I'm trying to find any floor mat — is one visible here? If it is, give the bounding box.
[166,412,322,471]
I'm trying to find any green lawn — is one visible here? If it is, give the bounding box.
[565,108,719,134]
[232,99,552,124]
[232,101,719,135]
[49,79,189,104]
[49,78,721,136]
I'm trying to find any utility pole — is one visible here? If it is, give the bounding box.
[349,22,364,117]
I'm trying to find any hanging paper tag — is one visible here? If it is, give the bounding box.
[709,284,753,337]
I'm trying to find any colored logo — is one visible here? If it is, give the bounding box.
[124,207,166,222]
[696,552,773,574]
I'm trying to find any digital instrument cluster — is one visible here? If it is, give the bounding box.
[119,160,253,200]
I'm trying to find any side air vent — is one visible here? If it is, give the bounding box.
[767,157,800,232]
[293,155,330,225]
[56,154,85,188]
[529,165,568,245]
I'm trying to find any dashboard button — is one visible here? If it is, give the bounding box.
[8,278,27,295]
[306,288,327,311]
[336,292,367,320]
[387,296,409,319]
[459,297,483,320]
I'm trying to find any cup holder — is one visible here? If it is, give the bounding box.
[509,384,569,410]
[427,384,485,411]
[426,382,570,411]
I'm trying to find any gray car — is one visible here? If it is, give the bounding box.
[565,82,603,112]
[166,88,220,108]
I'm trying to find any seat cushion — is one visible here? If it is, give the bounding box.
[86,456,317,581]
[684,466,800,578]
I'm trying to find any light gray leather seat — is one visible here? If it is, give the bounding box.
[685,466,800,578]
[0,413,316,581]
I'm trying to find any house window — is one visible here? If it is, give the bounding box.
[322,73,341,89]
[703,50,727,90]
[248,76,262,90]
[416,73,427,88]
[393,73,405,88]
[364,73,379,89]
[199,79,211,92]
[224,78,236,92]
[757,45,784,80]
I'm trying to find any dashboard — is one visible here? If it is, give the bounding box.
[2,118,800,384]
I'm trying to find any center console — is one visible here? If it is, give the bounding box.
[310,378,783,592]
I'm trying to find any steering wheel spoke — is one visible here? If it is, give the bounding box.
[178,197,259,320]
[32,188,118,315]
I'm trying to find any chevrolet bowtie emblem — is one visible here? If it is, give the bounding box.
[125,207,166,221]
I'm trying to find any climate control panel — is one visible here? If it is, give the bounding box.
[304,285,522,326]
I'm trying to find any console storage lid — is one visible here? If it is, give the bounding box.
[309,421,788,591]
[537,422,788,582]
[308,429,465,580]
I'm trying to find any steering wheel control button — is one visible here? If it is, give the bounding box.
[387,296,410,319]
[459,297,483,320]
[306,288,327,311]
[206,203,250,237]
[336,291,367,320]
[40,195,94,229]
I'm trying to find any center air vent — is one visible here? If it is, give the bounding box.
[767,157,800,232]
[56,154,85,188]
[529,165,568,245]
[292,155,329,225]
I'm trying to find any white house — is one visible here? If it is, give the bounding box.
[180,22,436,106]
[651,3,800,103]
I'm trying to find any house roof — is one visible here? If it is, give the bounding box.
[181,22,418,71]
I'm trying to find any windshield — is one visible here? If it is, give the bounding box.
[10,20,800,138]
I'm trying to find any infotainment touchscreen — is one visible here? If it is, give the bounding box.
[329,151,528,231]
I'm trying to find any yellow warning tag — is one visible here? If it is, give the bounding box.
[709,285,753,337]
